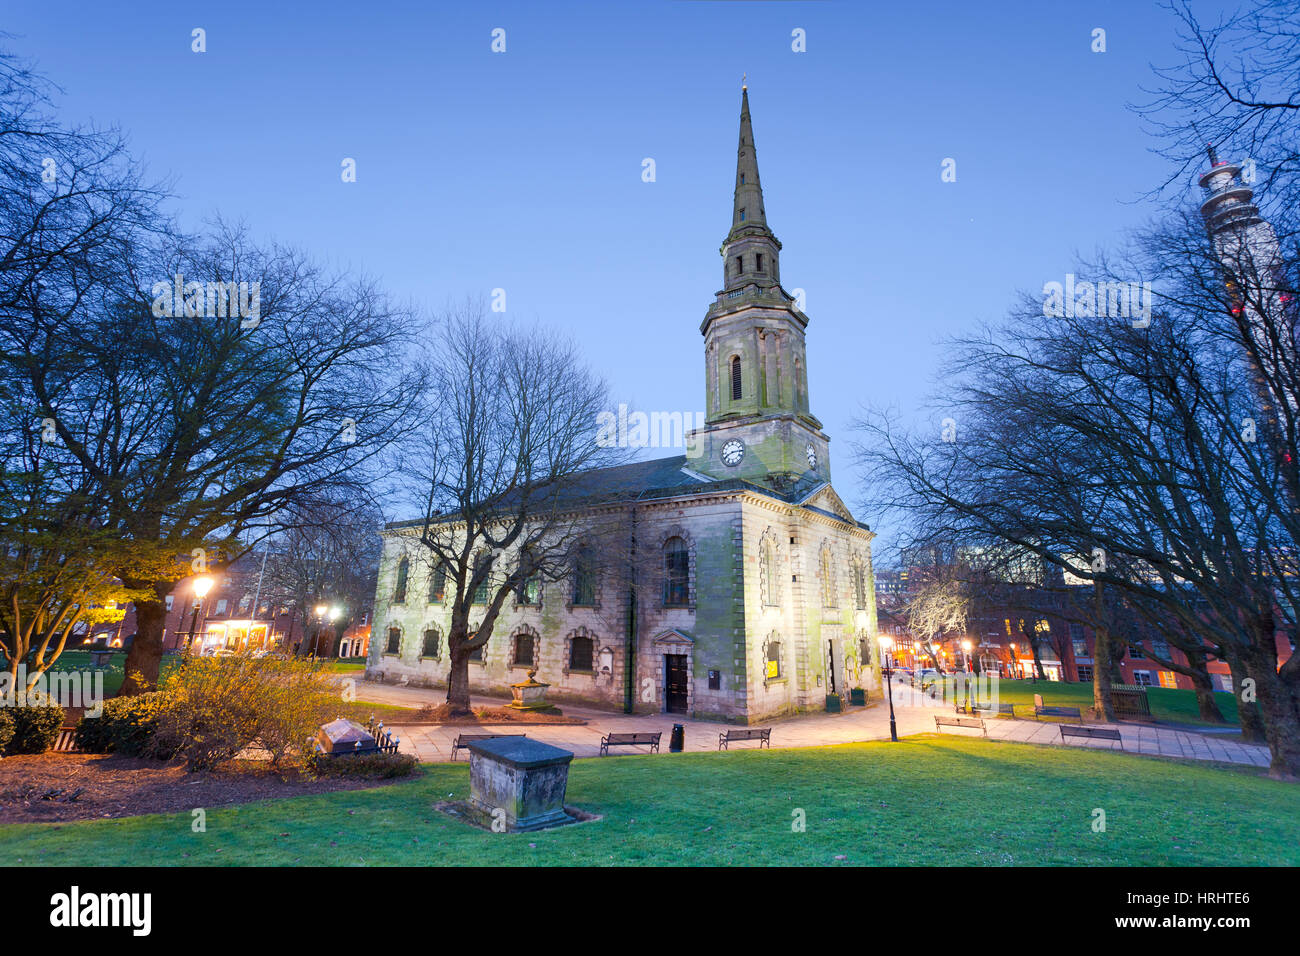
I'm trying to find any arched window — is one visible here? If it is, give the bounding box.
[853,561,867,610]
[393,558,409,603]
[385,627,401,655]
[421,628,440,659]
[572,546,596,606]
[820,544,837,608]
[516,550,540,605]
[760,535,778,607]
[858,632,873,667]
[428,563,447,603]
[471,552,491,605]
[730,355,742,400]
[663,537,689,606]
[468,634,485,662]
[765,636,783,680]
[512,631,536,668]
[569,632,594,672]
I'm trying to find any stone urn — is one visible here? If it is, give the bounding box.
[507,669,552,710]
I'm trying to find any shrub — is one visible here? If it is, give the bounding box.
[0,709,13,755]
[305,749,417,779]
[155,653,339,771]
[74,692,172,757]
[3,703,65,754]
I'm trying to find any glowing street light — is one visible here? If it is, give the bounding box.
[186,575,215,652]
[879,635,898,743]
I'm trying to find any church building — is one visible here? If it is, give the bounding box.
[366,88,879,723]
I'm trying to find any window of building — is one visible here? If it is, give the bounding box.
[393,557,409,603]
[663,537,690,606]
[572,546,596,606]
[1157,670,1177,689]
[471,553,491,605]
[428,563,447,603]
[513,631,536,668]
[730,355,742,400]
[1130,644,1145,660]
[739,207,746,221]
[215,598,228,615]
[733,256,742,276]
[739,173,745,184]
[1072,639,1088,659]
[858,634,872,667]
[516,551,540,605]
[853,563,867,610]
[1152,639,1170,660]
[1069,622,1084,642]
[1132,670,1152,687]
[569,633,594,672]
[819,544,836,608]
[385,628,400,655]
[760,536,779,607]
[756,252,764,272]
[421,628,440,659]
[765,638,783,680]
[1076,664,1093,682]
[468,637,484,662]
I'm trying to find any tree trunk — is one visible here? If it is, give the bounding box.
[1183,644,1225,724]
[1240,639,1300,780]
[1091,585,1116,721]
[1223,644,1267,744]
[446,643,472,715]
[120,589,168,696]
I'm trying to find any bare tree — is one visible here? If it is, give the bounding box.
[402,300,623,714]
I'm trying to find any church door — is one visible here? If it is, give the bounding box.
[826,640,838,695]
[665,655,689,714]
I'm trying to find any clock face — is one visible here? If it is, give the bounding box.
[721,439,745,467]
[806,444,817,468]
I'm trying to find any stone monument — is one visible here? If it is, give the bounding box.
[466,736,574,832]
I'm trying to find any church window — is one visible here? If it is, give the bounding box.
[820,544,837,608]
[853,562,867,610]
[428,562,447,603]
[740,173,745,184]
[572,546,596,606]
[393,557,409,604]
[569,632,594,672]
[733,256,742,276]
[468,637,484,662]
[731,356,742,400]
[471,552,491,605]
[756,253,764,272]
[421,628,441,659]
[664,537,690,606]
[516,550,540,605]
[858,633,873,666]
[760,536,779,607]
[512,630,536,667]
[385,627,401,655]
[765,637,783,680]
[740,207,746,221]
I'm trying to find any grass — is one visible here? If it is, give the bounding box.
[5,737,1297,866]
[940,677,1241,727]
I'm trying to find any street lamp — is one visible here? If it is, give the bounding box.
[879,635,898,743]
[186,575,214,652]
[961,639,972,672]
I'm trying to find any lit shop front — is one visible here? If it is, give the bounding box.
[192,620,277,655]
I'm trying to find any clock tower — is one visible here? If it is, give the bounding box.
[689,85,831,488]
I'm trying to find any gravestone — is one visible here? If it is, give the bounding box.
[315,717,377,755]
[466,737,574,832]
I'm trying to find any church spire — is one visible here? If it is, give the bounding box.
[730,85,768,238]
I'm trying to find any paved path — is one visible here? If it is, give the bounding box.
[352,680,1271,769]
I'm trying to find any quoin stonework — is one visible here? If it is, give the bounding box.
[366,88,880,723]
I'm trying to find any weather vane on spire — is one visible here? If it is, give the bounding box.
[741,72,747,90]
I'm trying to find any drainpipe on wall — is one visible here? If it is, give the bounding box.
[625,504,638,714]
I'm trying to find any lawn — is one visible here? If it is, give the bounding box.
[5,737,1297,866]
[941,677,1241,727]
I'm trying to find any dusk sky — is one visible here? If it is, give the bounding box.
[5,1,1226,552]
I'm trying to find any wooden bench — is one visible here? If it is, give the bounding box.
[719,727,772,751]
[599,731,661,756]
[450,733,525,761]
[1034,705,1083,721]
[1059,724,1124,750]
[934,715,986,736]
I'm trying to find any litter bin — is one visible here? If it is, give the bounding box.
[669,723,684,753]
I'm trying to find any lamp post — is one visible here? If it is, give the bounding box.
[185,576,214,653]
[880,636,898,743]
[1010,642,1020,680]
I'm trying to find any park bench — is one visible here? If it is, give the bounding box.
[718,727,772,751]
[1034,705,1083,721]
[599,731,661,756]
[1059,724,1124,750]
[450,732,525,761]
[934,715,987,736]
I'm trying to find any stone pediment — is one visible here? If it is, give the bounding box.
[799,483,856,523]
[652,628,695,647]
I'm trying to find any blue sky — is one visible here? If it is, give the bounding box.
[6,0,1223,550]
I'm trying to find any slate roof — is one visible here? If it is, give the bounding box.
[384,454,869,531]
